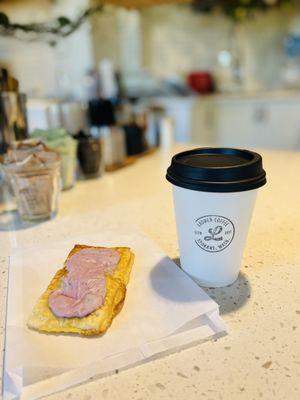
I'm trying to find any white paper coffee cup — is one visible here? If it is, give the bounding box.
[166,148,266,287]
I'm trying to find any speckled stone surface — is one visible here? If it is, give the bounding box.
[0,146,300,400]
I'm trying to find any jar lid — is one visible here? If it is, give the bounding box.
[166,147,266,193]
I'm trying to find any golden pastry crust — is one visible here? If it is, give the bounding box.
[27,245,134,336]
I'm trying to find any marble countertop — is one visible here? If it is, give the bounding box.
[1,146,300,400]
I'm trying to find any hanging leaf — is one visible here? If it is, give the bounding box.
[0,12,10,28]
[191,0,217,13]
[57,16,71,27]
[0,5,103,44]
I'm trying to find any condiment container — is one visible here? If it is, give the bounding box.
[119,102,148,156]
[3,140,61,221]
[60,102,88,136]
[87,98,127,169]
[75,131,103,178]
[99,126,126,169]
[31,129,77,190]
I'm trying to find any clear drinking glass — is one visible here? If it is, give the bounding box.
[5,160,61,221]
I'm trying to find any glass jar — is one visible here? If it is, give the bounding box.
[5,160,61,221]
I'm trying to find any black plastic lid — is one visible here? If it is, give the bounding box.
[88,99,116,127]
[166,147,266,193]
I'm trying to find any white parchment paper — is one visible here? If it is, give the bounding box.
[3,231,227,400]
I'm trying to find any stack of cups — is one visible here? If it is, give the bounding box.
[166,148,266,288]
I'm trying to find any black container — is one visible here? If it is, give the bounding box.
[123,123,147,156]
[88,99,116,127]
[76,134,102,177]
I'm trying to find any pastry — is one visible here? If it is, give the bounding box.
[27,245,134,336]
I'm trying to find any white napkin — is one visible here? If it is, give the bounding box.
[3,231,226,400]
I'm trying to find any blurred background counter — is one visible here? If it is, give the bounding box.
[1,0,300,221]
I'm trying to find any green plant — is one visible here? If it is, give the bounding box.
[0,3,104,45]
[192,0,294,20]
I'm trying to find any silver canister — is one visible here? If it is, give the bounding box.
[60,102,88,136]
[0,92,28,154]
[99,126,126,169]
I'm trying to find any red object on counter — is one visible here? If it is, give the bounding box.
[187,71,214,95]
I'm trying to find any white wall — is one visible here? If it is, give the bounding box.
[141,5,232,76]
[90,6,120,69]
[91,7,142,73]
[52,0,94,100]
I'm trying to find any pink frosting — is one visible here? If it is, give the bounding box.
[48,248,120,318]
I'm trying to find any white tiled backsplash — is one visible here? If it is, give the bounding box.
[140,4,300,91]
[0,1,300,97]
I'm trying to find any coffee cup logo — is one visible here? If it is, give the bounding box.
[194,215,235,253]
